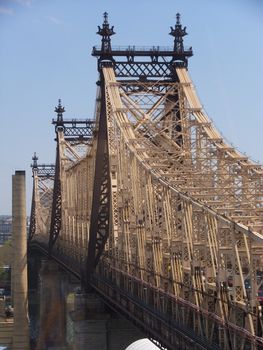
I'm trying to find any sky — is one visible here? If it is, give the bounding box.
[0,0,263,214]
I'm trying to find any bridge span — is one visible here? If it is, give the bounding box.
[29,13,263,350]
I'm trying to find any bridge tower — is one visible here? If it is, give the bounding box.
[87,12,193,284]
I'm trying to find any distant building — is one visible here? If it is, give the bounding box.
[0,215,30,245]
[0,216,12,245]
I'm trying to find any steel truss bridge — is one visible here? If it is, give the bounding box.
[29,13,263,350]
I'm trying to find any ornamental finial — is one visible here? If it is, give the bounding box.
[55,99,65,122]
[176,13,181,25]
[170,13,187,53]
[32,152,38,169]
[97,12,115,53]
[103,12,108,25]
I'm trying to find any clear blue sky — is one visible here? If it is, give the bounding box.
[0,0,263,214]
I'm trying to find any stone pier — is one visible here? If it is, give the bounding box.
[71,293,109,350]
[71,292,143,350]
[36,260,67,350]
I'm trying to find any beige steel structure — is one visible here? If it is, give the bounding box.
[29,16,263,350]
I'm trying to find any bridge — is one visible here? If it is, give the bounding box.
[28,13,263,350]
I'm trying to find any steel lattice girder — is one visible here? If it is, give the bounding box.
[98,66,263,348]
[29,164,55,243]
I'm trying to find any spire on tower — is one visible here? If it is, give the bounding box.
[97,12,115,53]
[103,12,108,25]
[32,152,38,169]
[176,13,181,26]
[169,13,188,53]
[55,99,65,123]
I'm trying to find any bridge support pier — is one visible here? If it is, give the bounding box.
[71,292,143,350]
[37,260,67,350]
[71,293,109,350]
[107,317,144,350]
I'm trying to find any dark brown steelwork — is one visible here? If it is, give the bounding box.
[92,13,193,79]
[86,73,111,288]
[29,184,36,241]
[96,12,115,60]
[32,164,55,178]
[48,145,62,254]
[29,153,38,241]
[51,118,96,142]
[48,100,64,254]
[51,99,96,142]
[170,13,189,59]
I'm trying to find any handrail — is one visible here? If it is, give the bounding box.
[93,45,192,53]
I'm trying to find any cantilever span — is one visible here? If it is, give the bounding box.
[29,13,263,350]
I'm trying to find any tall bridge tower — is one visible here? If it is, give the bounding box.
[88,11,193,281]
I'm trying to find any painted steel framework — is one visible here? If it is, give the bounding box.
[29,14,263,350]
[29,153,55,242]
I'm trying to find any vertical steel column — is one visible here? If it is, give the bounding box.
[49,144,62,253]
[49,100,65,254]
[29,153,38,241]
[28,180,36,241]
[86,73,110,287]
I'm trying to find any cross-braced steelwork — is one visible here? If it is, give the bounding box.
[29,14,263,350]
[29,152,55,242]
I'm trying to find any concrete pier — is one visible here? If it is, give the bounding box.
[12,170,30,349]
[37,260,67,350]
[71,292,143,350]
[71,292,109,350]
